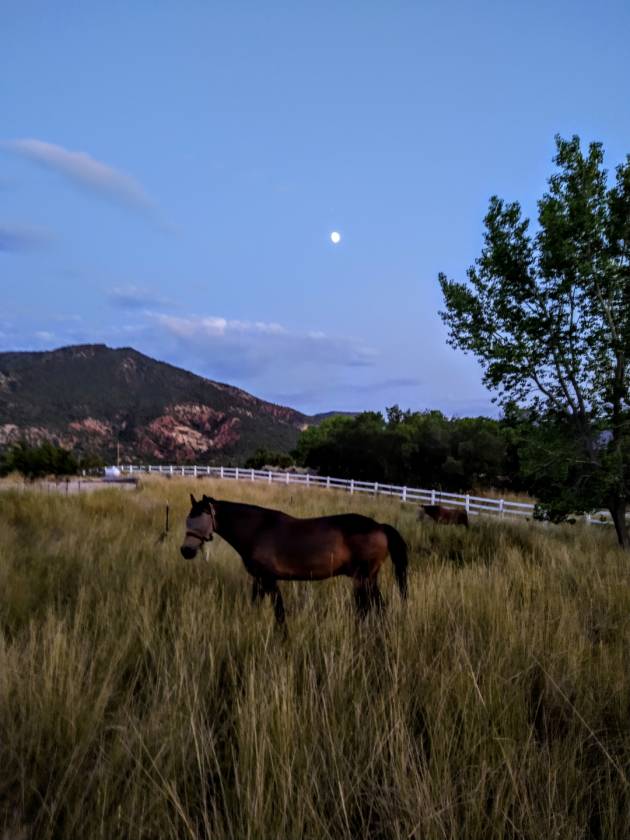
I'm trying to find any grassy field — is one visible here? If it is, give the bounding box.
[1,477,630,839]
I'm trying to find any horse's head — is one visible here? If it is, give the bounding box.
[180,493,216,559]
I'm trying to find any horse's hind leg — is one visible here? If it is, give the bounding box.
[353,577,384,619]
[353,579,369,618]
[367,578,384,613]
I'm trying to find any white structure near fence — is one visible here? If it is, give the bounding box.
[119,464,613,526]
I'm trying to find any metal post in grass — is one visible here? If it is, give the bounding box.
[326,476,331,489]
[251,469,255,482]
[350,479,354,494]
[157,500,169,542]
[402,486,407,502]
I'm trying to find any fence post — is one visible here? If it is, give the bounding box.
[251,469,255,482]
[181,466,184,476]
[374,482,378,496]
[235,467,239,481]
[431,489,436,505]
[465,494,470,513]
[268,470,272,484]
[326,476,331,490]
[585,513,592,525]
[350,479,354,494]
[193,465,197,478]
[499,498,504,518]
[402,486,407,502]
[170,465,173,475]
[286,471,290,485]
[220,466,224,480]
[306,473,310,487]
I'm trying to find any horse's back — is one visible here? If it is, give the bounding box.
[313,512,381,534]
[252,511,386,580]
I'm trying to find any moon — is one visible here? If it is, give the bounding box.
[330,231,341,244]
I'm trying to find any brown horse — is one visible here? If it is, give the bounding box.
[180,494,408,625]
[419,504,469,527]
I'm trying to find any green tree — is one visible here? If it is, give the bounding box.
[293,408,513,491]
[439,136,630,548]
[0,441,78,480]
[244,448,294,470]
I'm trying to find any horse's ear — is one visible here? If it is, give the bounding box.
[190,493,197,505]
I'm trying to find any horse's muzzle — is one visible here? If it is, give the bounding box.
[180,545,197,560]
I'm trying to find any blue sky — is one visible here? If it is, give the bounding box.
[2,1,630,415]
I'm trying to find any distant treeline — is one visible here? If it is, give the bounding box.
[242,407,520,492]
[289,407,520,492]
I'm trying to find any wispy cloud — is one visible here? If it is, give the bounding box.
[148,313,377,380]
[3,138,158,217]
[0,223,52,253]
[107,285,173,310]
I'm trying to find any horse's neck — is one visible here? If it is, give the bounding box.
[215,501,265,555]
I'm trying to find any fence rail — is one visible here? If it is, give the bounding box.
[119,464,616,526]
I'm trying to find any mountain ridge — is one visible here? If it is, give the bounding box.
[0,344,319,463]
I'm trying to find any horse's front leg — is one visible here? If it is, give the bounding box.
[263,578,286,627]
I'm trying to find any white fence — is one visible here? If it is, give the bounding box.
[120,463,613,525]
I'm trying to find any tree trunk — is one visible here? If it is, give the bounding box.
[609,497,630,550]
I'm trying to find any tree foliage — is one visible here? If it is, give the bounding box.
[0,441,79,480]
[244,448,295,470]
[439,136,630,547]
[294,408,513,492]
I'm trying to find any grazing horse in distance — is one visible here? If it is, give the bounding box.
[180,494,408,626]
[419,504,469,527]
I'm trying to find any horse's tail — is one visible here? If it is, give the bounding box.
[381,524,408,599]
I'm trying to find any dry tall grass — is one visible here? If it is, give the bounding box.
[1,478,629,839]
